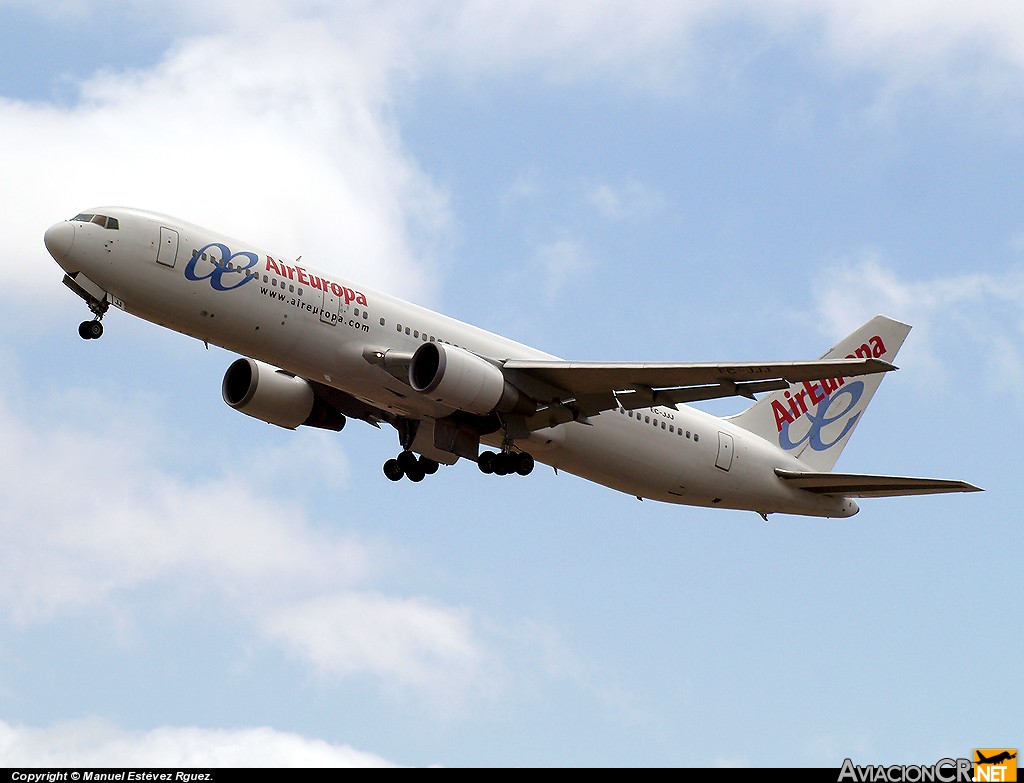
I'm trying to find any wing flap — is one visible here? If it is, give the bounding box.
[775,469,983,498]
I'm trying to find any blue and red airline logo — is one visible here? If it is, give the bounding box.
[184,242,258,291]
[184,242,370,305]
[777,380,865,453]
[773,333,887,453]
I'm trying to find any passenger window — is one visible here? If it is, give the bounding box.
[414,330,419,338]
[694,434,700,443]
[354,308,360,317]
[363,312,368,320]
[289,284,294,293]
[405,327,411,335]
[661,422,666,430]
[644,416,650,424]
[669,425,674,433]
[381,318,386,326]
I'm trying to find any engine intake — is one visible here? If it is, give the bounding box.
[409,342,532,415]
[222,358,346,431]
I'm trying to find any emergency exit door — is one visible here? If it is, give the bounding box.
[715,432,735,472]
[157,227,179,267]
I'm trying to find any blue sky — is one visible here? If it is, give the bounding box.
[0,0,1019,767]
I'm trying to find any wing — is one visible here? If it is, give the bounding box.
[500,357,895,429]
[775,469,983,498]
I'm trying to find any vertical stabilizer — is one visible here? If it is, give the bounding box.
[727,315,911,471]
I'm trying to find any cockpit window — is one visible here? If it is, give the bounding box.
[70,213,119,230]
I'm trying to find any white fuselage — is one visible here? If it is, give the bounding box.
[46,207,858,518]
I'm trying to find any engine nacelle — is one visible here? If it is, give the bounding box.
[409,343,531,415]
[222,358,345,431]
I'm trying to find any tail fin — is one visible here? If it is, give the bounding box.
[728,315,911,471]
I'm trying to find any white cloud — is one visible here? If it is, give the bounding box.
[588,180,665,221]
[811,254,1024,393]
[262,593,488,703]
[422,0,1024,99]
[16,1,1024,323]
[0,719,396,767]
[9,17,448,311]
[535,239,590,304]
[0,374,491,704]
[781,1,1024,89]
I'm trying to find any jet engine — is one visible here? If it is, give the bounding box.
[409,343,532,415]
[222,357,346,431]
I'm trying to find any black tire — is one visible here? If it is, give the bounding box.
[405,463,426,482]
[515,452,535,476]
[478,451,495,474]
[397,451,418,472]
[493,452,511,476]
[383,459,404,481]
[87,321,103,339]
[420,457,439,475]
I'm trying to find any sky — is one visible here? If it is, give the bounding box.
[0,0,1020,768]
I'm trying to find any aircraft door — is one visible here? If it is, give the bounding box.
[321,288,339,325]
[157,227,179,267]
[715,432,735,472]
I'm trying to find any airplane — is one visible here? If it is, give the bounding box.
[43,207,981,519]
[976,752,1017,765]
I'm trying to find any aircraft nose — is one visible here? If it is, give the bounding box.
[44,221,75,262]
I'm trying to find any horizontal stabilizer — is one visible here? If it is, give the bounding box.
[775,469,983,498]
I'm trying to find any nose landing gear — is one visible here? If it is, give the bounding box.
[78,319,104,340]
[76,293,109,340]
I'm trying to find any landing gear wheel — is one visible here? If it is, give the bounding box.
[420,458,439,475]
[515,452,535,476]
[383,459,404,481]
[397,450,418,473]
[405,462,426,482]
[492,452,512,476]
[79,320,103,340]
[478,451,495,474]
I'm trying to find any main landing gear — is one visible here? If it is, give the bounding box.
[477,450,534,477]
[383,450,440,482]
